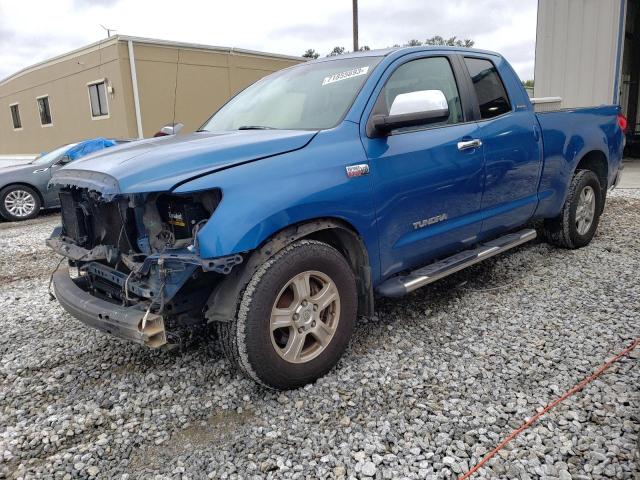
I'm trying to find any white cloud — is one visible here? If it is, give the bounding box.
[0,0,538,80]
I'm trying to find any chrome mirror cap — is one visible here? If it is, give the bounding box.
[389,90,448,116]
[371,90,450,136]
[159,122,184,136]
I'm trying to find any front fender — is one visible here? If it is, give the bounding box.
[173,122,381,280]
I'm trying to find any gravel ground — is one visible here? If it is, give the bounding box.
[0,193,638,480]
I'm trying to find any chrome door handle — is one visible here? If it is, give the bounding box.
[457,139,482,150]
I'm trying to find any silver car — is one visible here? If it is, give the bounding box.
[0,139,125,221]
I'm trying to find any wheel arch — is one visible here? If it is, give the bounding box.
[205,217,374,324]
[0,182,45,205]
[573,149,609,213]
[574,149,608,190]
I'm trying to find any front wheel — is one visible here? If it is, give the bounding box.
[0,185,41,221]
[542,169,603,249]
[218,240,357,389]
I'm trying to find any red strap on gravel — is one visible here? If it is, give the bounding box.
[458,337,640,480]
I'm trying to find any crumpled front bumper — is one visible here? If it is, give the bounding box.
[52,268,167,348]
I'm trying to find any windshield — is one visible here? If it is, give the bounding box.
[201,56,382,132]
[31,143,77,165]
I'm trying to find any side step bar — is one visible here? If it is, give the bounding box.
[377,229,537,298]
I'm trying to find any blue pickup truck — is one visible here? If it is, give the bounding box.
[48,47,625,389]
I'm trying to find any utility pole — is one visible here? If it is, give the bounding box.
[100,24,116,38]
[352,0,359,52]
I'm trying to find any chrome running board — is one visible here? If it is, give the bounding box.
[376,229,537,298]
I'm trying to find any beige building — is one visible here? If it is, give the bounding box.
[0,35,303,154]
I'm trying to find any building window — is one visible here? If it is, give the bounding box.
[10,104,21,129]
[464,57,511,119]
[37,96,52,125]
[88,81,109,117]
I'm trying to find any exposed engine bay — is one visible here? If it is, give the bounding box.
[57,188,220,254]
[47,187,242,346]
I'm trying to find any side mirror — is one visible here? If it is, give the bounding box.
[371,90,449,136]
[56,154,72,165]
[155,122,184,137]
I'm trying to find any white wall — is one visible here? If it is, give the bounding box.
[534,0,625,108]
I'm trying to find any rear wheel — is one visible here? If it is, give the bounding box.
[542,170,602,249]
[218,240,357,389]
[0,185,41,221]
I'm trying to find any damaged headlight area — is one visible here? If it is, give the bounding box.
[47,186,242,348]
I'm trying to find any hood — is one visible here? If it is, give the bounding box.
[0,162,41,174]
[50,130,317,197]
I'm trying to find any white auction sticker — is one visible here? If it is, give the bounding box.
[322,66,369,86]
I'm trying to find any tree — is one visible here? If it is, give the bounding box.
[359,45,371,51]
[405,39,423,46]
[425,35,475,48]
[327,46,347,56]
[522,79,534,88]
[302,49,319,59]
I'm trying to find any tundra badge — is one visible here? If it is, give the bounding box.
[345,164,369,178]
[413,213,448,230]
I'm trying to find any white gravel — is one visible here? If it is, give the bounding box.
[0,192,638,479]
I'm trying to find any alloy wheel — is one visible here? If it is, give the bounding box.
[4,190,37,218]
[575,185,595,235]
[269,270,341,364]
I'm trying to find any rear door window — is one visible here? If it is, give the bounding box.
[464,57,511,119]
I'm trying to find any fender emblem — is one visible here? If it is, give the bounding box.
[345,164,369,178]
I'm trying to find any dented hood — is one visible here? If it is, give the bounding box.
[50,129,317,197]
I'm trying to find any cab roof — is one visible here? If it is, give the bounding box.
[306,46,502,64]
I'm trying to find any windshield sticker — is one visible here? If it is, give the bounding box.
[322,66,369,86]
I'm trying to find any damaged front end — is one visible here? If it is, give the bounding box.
[47,184,241,348]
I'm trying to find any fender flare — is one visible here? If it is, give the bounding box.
[205,218,374,323]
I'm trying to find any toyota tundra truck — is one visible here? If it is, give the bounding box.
[47,47,626,389]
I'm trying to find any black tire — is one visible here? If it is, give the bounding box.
[218,240,357,389]
[0,185,42,221]
[542,170,603,249]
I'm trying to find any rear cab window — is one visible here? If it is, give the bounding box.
[463,57,511,119]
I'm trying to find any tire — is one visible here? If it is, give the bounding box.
[0,185,42,221]
[542,170,602,249]
[218,240,357,389]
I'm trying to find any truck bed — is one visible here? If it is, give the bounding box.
[534,104,624,218]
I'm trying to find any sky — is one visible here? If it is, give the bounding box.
[0,0,538,82]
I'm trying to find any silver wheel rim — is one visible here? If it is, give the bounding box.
[269,270,340,364]
[4,189,36,218]
[575,185,596,235]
